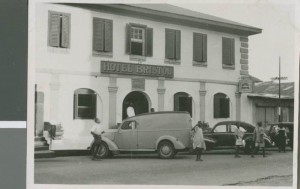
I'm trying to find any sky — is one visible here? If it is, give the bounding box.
[170,0,299,82]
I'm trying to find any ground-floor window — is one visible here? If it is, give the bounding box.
[174,92,192,117]
[214,93,230,118]
[74,88,96,119]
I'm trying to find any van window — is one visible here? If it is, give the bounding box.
[121,121,136,130]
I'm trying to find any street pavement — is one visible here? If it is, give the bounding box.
[34,150,293,186]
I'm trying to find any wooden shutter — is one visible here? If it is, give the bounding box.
[104,20,113,52]
[165,29,175,59]
[93,18,104,52]
[125,24,131,54]
[220,98,230,118]
[193,33,202,62]
[222,38,232,65]
[214,95,220,118]
[186,97,192,117]
[61,14,70,48]
[175,30,181,60]
[145,27,153,57]
[74,94,78,119]
[230,39,235,65]
[48,12,60,47]
[92,94,97,119]
[203,34,207,62]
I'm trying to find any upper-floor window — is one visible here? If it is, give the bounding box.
[126,23,153,57]
[74,89,96,120]
[214,93,230,118]
[193,33,207,65]
[222,37,235,68]
[48,11,70,48]
[165,28,181,61]
[93,17,113,55]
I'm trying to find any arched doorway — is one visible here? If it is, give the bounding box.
[174,92,193,117]
[122,91,150,119]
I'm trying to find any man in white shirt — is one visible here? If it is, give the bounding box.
[126,102,135,118]
[91,118,104,160]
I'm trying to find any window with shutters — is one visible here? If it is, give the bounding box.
[74,89,96,119]
[125,23,153,59]
[165,28,181,64]
[222,37,235,69]
[193,33,207,66]
[174,92,192,117]
[214,93,230,118]
[93,17,113,57]
[48,11,70,48]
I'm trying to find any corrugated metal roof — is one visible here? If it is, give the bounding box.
[248,81,294,99]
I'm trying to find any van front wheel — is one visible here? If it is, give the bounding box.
[157,141,176,159]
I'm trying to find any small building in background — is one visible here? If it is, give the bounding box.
[247,81,294,126]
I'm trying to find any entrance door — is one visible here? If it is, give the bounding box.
[122,91,149,119]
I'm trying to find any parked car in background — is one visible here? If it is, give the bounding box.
[203,121,273,154]
[91,111,192,159]
[266,122,294,149]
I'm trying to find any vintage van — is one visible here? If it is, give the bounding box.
[92,111,192,159]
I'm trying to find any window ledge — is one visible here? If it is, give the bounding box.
[193,61,207,67]
[47,46,70,53]
[222,64,235,70]
[129,55,146,62]
[93,51,113,58]
[164,59,181,65]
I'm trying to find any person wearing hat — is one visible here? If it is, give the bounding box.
[251,121,266,158]
[90,118,104,160]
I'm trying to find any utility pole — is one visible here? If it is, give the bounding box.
[271,56,287,122]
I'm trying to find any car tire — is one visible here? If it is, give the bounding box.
[96,142,110,158]
[157,141,176,159]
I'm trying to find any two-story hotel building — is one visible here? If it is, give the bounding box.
[33,3,262,149]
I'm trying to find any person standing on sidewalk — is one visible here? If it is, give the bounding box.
[277,124,287,152]
[251,122,266,158]
[234,125,244,158]
[191,123,206,161]
[91,118,104,161]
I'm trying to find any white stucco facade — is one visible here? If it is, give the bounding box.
[34,3,261,149]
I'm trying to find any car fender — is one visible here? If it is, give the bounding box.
[263,134,273,145]
[243,135,273,145]
[89,136,119,152]
[203,136,217,144]
[156,135,186,150]
[101,136,119,151]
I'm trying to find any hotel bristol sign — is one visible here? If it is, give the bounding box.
[101,61,174,78]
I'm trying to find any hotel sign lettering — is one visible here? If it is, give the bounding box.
[101,61,174,78]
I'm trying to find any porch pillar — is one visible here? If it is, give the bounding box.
[235,92,242,121]
[199,82,206,122]
[108,75,118,128]
[157,77,166,111]
[49,74,60,125]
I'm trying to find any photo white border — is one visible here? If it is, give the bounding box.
[27,0,299,189]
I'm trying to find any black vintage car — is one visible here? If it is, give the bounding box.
[203,121,272,154]
[266,122,294,149]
